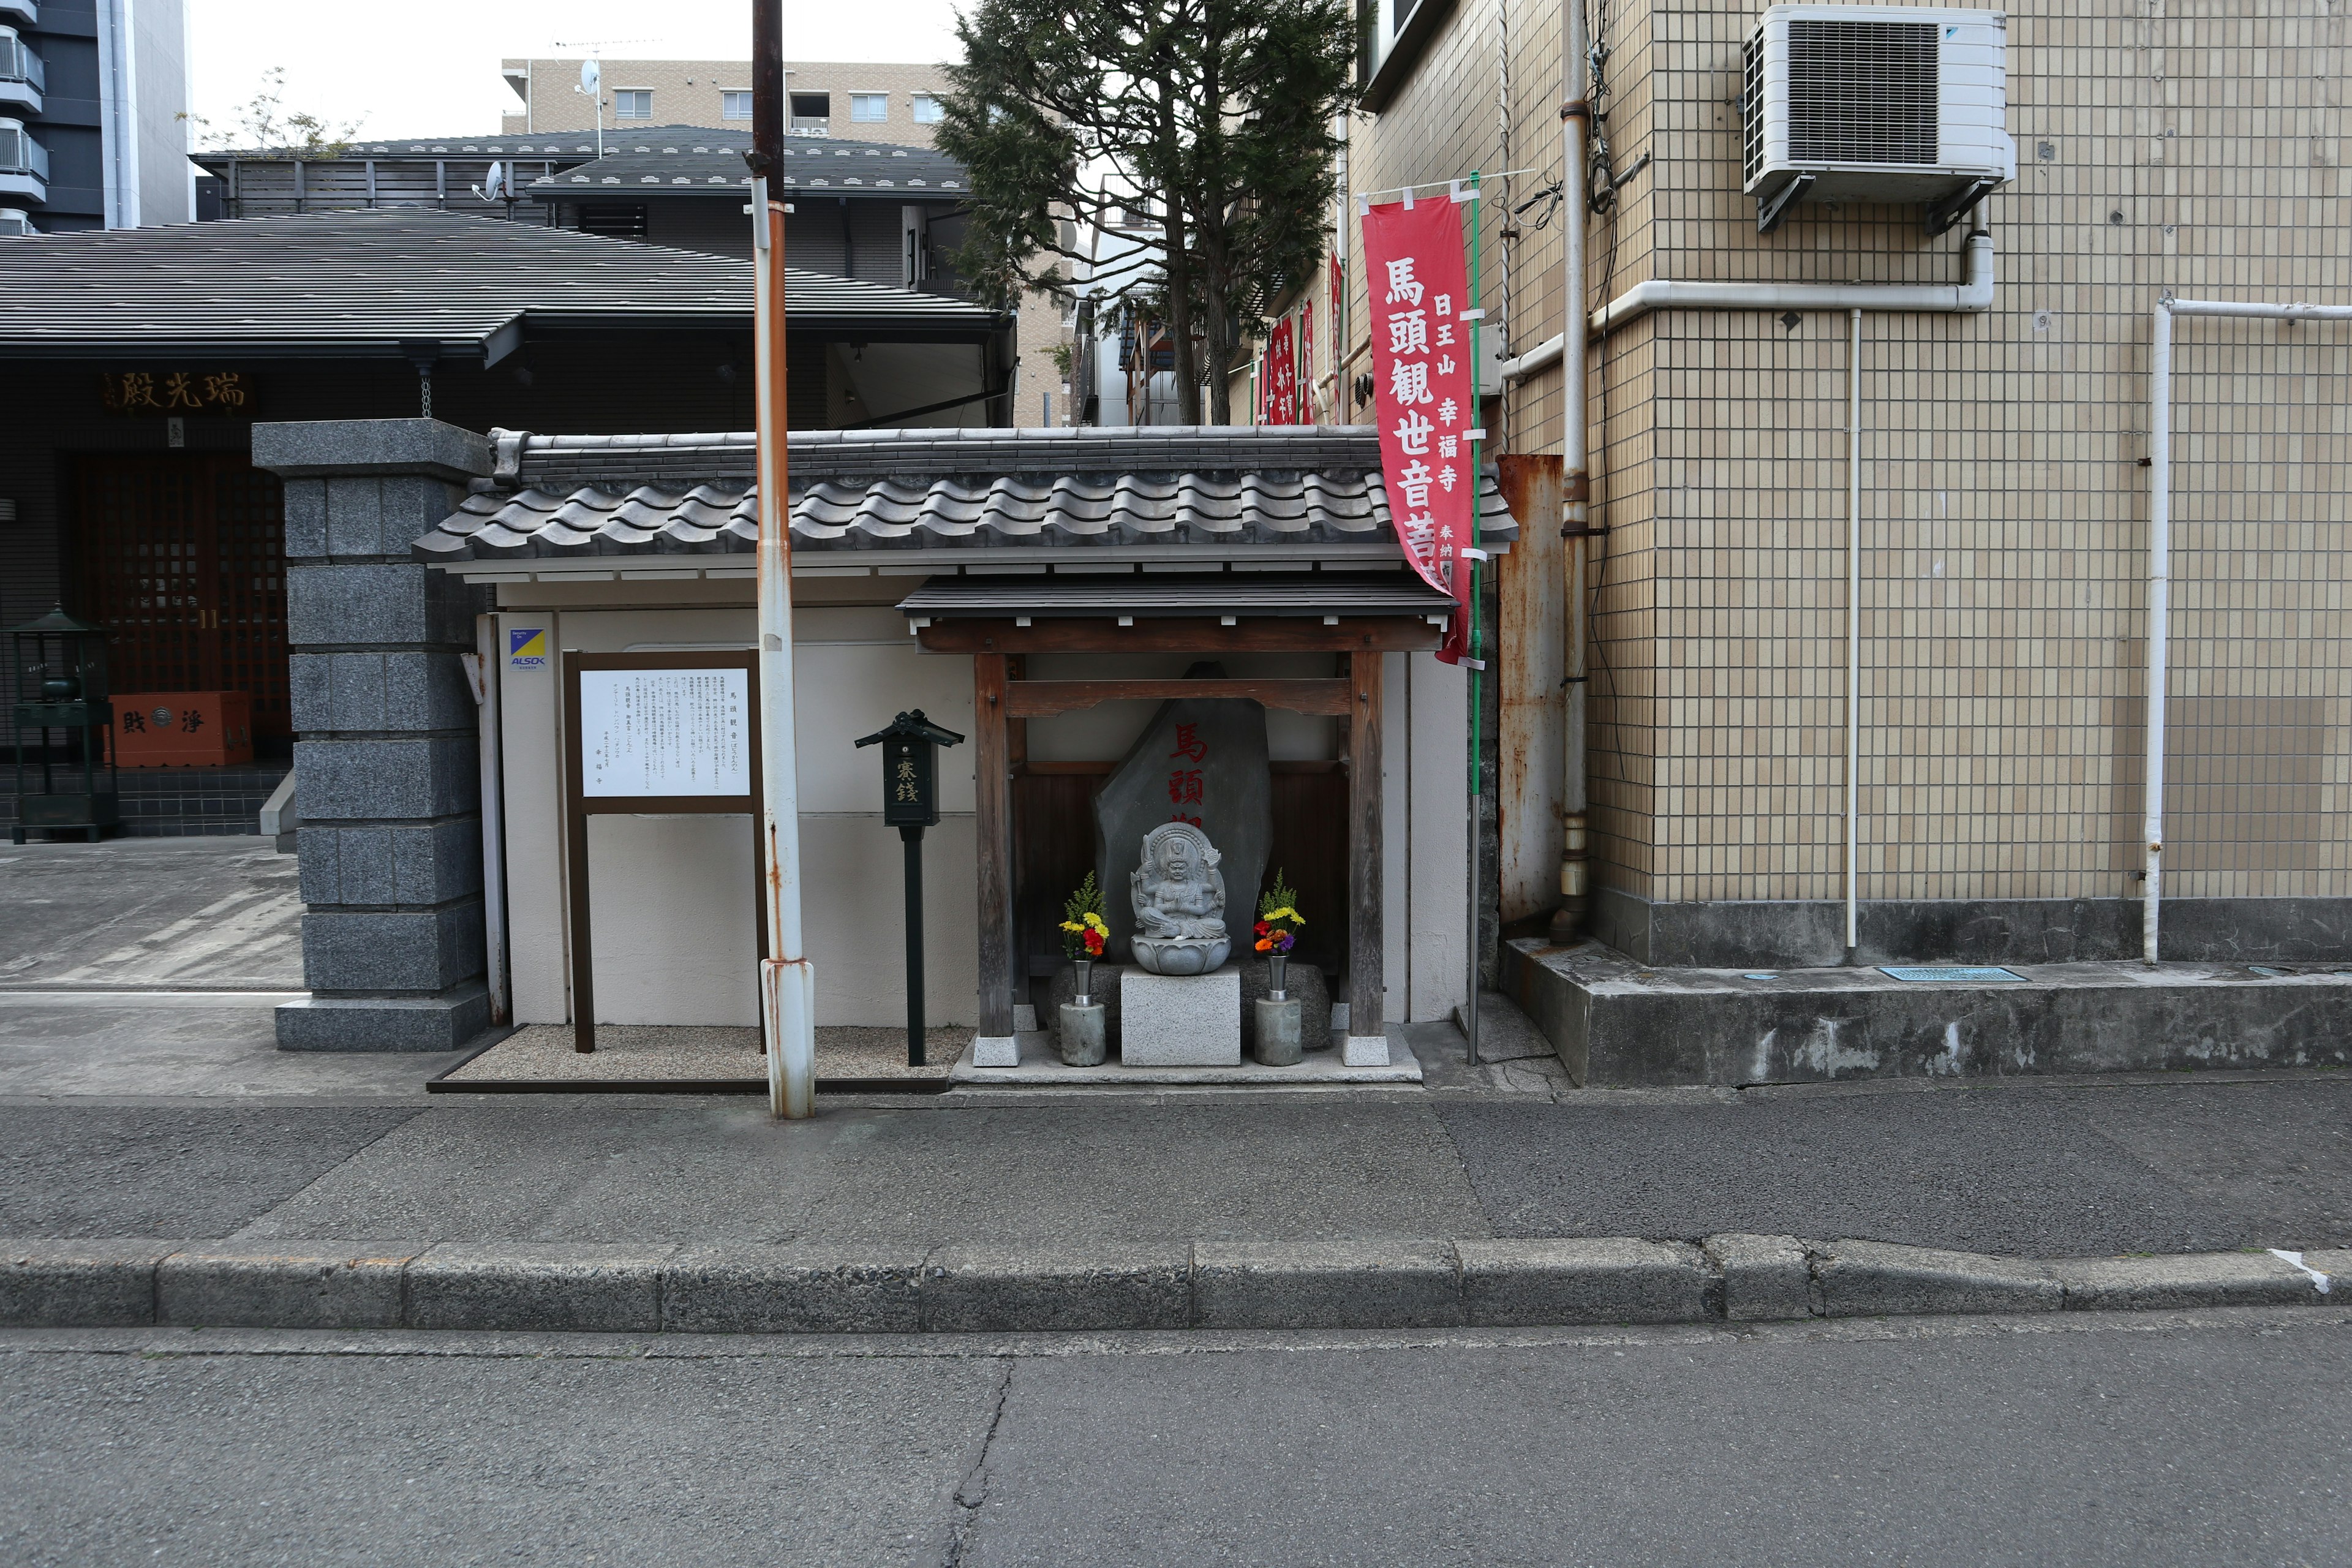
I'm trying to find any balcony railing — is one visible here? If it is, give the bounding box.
[0,31,43,93]
[0,119,49,183]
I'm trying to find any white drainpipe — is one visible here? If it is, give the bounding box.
[1570,219,1997,960]
[2141,297,2352,966]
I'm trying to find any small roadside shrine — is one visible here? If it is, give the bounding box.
[410,424,1519,1080]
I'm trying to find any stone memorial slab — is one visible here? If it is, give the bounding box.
[1120,967,1243,1066]
[1093,689,1271,965]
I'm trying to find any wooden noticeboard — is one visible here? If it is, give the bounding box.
[562,650,766,1054]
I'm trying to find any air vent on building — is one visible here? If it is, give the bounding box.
[1740,4,2013,235]
[575,203,649,240]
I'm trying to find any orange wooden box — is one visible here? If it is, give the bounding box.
[110,691,254,767]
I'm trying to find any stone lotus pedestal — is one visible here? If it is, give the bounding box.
[1119,965,1242,1067]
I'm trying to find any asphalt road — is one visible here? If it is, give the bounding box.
[4,1309,2346,1566]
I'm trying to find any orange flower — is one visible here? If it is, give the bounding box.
[1254,937,1272,951]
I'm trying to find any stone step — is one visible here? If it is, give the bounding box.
[1503,938,2352,1087]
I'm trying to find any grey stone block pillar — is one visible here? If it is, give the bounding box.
[252,420,496,1051]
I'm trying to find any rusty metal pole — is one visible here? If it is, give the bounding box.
[1548,0,1594,948]
[752,0,816,1117]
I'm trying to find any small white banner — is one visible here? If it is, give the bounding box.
[580,668,751,797]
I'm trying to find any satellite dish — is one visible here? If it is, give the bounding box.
[471,161,508,203]
[579,59,601,95]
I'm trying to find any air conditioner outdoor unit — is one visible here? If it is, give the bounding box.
[1741,4,2013,234]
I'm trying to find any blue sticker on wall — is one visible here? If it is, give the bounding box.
[508,627,548,669]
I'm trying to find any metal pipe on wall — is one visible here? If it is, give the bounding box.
[1846,307,1862,958]
[1550,0,1594,946]
[470,615,511,1027]
[752,0,817,1117]
[2141,296,2352,966]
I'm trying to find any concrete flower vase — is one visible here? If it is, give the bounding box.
[1253,995,1305,1066]
[1058,1002,1108,1066]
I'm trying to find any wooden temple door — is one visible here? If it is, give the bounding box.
[72,454,290,740]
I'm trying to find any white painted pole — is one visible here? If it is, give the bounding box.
[752,3,816,1117]
[1846,306,1862,958]
[2137,296,2351,965]
[2142,300,2171,968]
[1549,0,1593,948]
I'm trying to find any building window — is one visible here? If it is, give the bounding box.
[612,89,652,121]
[790,92,830,135]
[911,93,943,124]
[850,93,888,123]
[722,91,752,121]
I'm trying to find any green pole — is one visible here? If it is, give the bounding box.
[1465,170,1484,1065]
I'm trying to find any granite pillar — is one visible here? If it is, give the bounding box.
[252,419,496,1050]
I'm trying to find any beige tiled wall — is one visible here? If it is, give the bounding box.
[1332,0,2351,907]
[500,59,946,146]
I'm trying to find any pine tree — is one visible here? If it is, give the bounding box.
[937,0,1357,424]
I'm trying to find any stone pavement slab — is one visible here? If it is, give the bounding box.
[1435,1077,2352,1254]
[230,1098,1494,1247]
[0,1104,423,1239]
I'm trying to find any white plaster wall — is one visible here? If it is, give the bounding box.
[497,603,981,1028]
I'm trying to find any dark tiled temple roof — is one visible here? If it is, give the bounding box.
[414,427,1520,563]
[0,211,1005,360]
[530,141,966,198]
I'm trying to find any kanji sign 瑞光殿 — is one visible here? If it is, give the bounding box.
[1362,197,1475,663]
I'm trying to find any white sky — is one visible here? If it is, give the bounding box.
[184,0,969,141]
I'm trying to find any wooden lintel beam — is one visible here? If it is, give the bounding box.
[1005,678,1352,718]
[914,617,1443,655]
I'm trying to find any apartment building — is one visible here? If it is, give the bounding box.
[1,0,192,233]
[1254,0,2352,1078]
[498,57,949,148]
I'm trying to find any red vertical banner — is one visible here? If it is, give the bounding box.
[1362,197,1474,663]
[1299,300,1316,424]
[1265,317,1297,426]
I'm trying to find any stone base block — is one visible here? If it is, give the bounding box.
[277,983,490,1052]
[971,1035,1019,1068]
[1341,1033,1391,1067]
[1503,938,2352,1087]
[1120,966,1241,1066]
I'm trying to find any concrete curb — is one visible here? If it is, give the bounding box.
[1,1237,2337,1336]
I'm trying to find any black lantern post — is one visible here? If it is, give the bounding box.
[855,709,965,1065]
[8,606,118,845]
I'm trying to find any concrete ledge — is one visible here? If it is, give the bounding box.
[1504,938,2352,1087]
[1815,1240,2063,1317]
[1458,1238,1713,1326]
[254,418,494,483]
[158,1242,423,1330]
[6,1237,2334,1335]
[1703,1233,1817,1322]
[276,984,491,1052]
[922,1243,1189,1332]
[1193,1240,1461,1330]
[404,1242,674,1333]
[0,1240,171,1327]
[664,1245,924,1335]
[2052,1251,2332,1312]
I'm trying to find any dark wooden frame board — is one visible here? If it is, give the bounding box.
[562,649,767,1055]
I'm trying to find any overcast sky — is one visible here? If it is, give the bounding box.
[184,0,969,142]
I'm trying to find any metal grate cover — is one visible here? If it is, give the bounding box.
[1879,965,2027,984]
[1787,19,1939,166]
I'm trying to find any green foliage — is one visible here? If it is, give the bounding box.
[937,0,1359,423]
[180,67,360,159]
[1058,872,1108,960]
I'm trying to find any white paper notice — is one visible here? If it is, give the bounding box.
[579,668,752,798]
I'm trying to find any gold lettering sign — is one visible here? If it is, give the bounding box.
[100,371,257,417]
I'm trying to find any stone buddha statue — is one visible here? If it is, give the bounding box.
[1128,822,1231,976]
